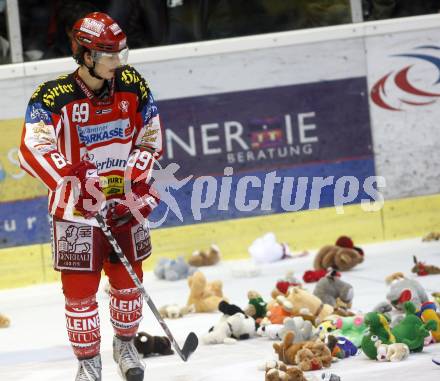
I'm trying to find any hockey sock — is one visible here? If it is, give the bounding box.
[109,287,143,337]
[65,296,101,359]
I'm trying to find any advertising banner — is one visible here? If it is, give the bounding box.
[0,76,374,247]
[366,28,440,199]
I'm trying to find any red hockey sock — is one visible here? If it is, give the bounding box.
[109,287,143,337]
[65,296,100,359]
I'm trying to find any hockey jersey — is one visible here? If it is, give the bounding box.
[19,65,163,226]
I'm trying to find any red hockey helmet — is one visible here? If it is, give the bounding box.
[72,12,127,54]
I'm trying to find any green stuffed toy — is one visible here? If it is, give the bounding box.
[391,301,437,352]
[244,290,267,327]
[332,315,367,347]
[361,312,396,359]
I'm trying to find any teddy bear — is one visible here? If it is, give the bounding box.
[134,331,174,357]
[202,312,256,344]
[0,313,10,328]
[248,232,290,264]
[314,236,364,272]
[159,304,195,319]
[154,256,197,281]
[244,290,267,326]
[374,339,409,362]
[186,271,225,313]
[273,331,313,365]
[313,272,353,308]
[188,244,221,267]
[295,341,332,371]
[313,246,363,272]
[422,232,440,241]
[264,361,307,381]
[286,287,334,324]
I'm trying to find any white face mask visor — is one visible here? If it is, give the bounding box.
[91,47,129,69]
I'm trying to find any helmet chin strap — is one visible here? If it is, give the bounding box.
[86,60,103,80]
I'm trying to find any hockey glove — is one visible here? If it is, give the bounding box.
[106,181,159,231]
[68,160,104,219]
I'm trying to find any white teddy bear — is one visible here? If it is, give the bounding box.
[202,313,256,345]
[375,340,410,362]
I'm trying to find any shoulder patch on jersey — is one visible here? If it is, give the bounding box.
[30,74,76,110]
[119,65,149,101]
[31,82,47,100]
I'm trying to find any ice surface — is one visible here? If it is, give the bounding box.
[0,238,440,380]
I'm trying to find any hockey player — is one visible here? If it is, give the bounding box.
[19,12,163,381]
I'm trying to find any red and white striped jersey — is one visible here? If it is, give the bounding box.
[19,65,163,226]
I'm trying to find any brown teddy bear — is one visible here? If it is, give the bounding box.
[422,232,440,241]
[294,348,323,371]
[273,331,312,365]
[286,287,334,323]
[295,341,332,371]
[314,245,363,271]
[0,313,10,328]
[186,271,225,312]
[188,244,221,267]
[265,361,307,381]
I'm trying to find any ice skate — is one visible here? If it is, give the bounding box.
[75,354,102,381]
[113,336,145,381]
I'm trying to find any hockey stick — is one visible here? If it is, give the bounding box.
[95,213,198,361]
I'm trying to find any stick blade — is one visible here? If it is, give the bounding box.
[181,332,198,361]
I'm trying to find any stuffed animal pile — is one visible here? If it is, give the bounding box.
[141,233,440,380]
